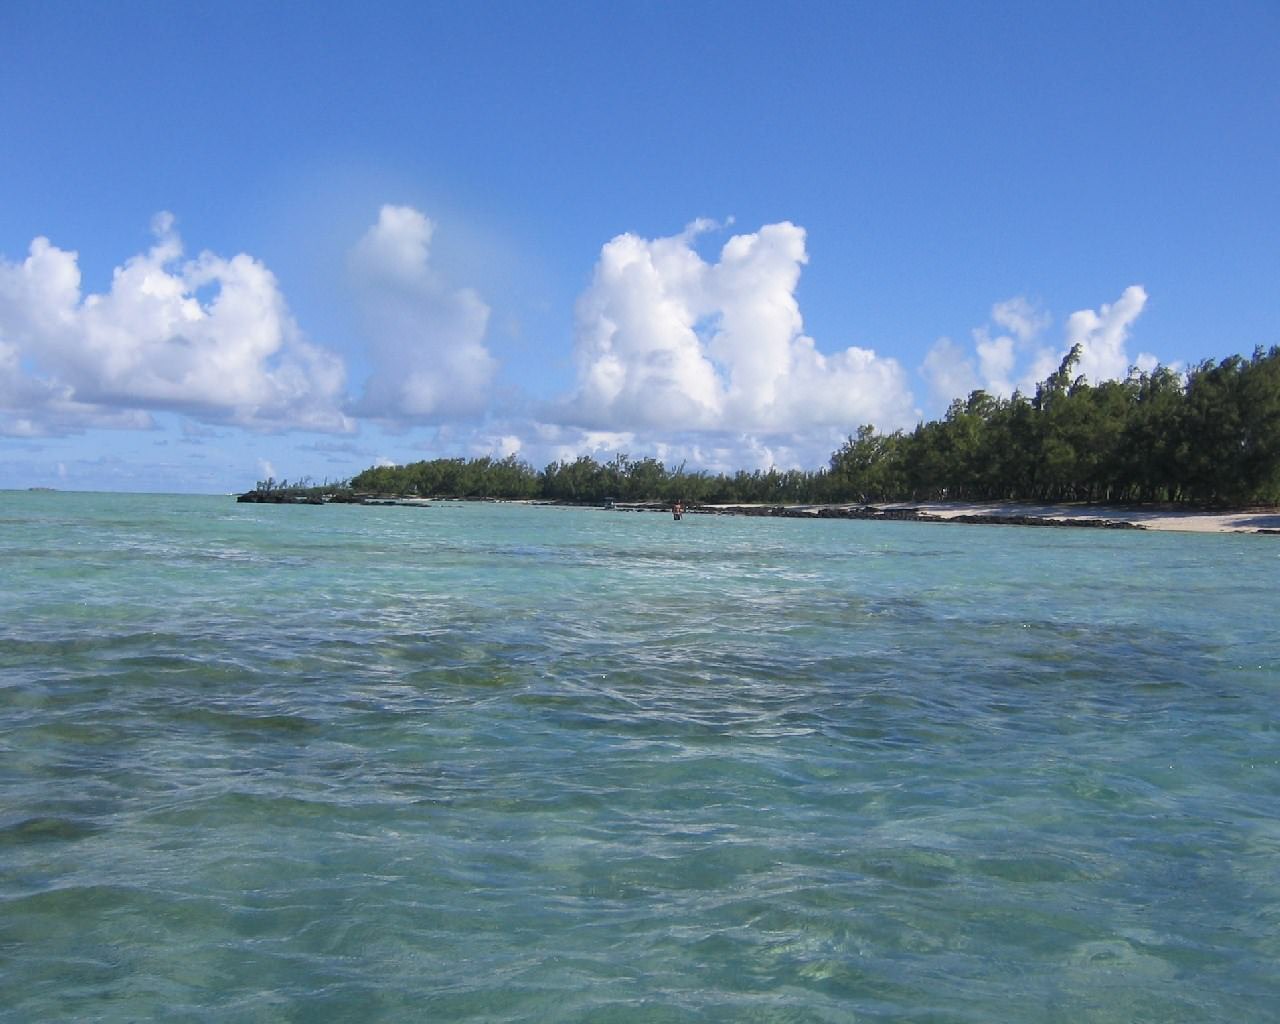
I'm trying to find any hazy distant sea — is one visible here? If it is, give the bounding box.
[2,491,1277,1022]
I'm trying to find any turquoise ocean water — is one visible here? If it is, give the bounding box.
[1,491,1277,1022]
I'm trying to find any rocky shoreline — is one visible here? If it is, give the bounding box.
[234,490,1279,533]
[606,499,1280,533]
[609,502,1145,529]
[236,491,431,507]
[691,504,1144,529]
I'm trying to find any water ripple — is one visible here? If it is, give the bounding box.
[1,495,1277,1021]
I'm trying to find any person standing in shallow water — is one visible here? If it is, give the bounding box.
[672,500,684,521]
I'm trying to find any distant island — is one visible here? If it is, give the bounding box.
[239,345,1280,524]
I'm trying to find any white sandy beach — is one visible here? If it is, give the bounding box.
[875,501,1280,534]
[687,500,1280,534]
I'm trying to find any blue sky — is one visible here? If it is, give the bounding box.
[2,1,1277,492]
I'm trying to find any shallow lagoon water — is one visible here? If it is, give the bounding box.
[1,492,1277,1022]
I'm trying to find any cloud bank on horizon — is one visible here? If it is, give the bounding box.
[0,207,1156,470]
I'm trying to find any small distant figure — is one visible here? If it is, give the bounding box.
[672,500,684,521]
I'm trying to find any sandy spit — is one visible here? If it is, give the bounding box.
[691,501,1280,535]
[896,502,1280,534]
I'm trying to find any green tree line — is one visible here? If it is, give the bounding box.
[829,345,1280,506]
[347,346,1280,507]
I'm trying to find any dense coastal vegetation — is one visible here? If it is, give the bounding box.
[253,346,1280,508]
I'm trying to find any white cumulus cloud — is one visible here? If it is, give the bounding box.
[1064,285,1153,384]
[0,213,351,436]
[991,295,1050,343]
[349,205,497,421]
[566,220,917,439]
[921,286,1154,408]
[920,336,980,409]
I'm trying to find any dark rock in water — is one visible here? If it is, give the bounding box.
[236,491,324,504]
[941,513,1144,529]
